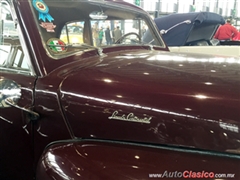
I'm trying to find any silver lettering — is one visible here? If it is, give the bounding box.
[108,111,152,124]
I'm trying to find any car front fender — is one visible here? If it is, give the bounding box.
[36,139,240,180]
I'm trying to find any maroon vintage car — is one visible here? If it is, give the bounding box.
[0,0,240,179]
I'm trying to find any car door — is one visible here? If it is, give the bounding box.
[0,1,37,179]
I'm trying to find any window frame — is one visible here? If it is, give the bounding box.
[0,0,35,76]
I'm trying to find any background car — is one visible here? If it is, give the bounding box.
[143,12,240,57]
[153,12,225,46]
[60,24,83,44]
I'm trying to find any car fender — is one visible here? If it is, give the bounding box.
[36,139,240,180]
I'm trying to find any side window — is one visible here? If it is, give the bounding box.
[0,2,29,71]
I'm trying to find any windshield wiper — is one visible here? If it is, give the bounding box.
[139,39,155,50]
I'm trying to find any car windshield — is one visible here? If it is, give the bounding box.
[31,0,164,57]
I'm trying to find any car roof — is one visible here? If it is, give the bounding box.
[154,12,225,46]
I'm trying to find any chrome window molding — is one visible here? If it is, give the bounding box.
[0,66,32,76]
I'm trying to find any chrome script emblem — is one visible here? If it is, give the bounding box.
[108,111,152,124]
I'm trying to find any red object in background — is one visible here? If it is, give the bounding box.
[233,31,240,41]
[214,23,238,40]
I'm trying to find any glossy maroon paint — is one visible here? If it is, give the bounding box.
[37,140,240,180]
[0,0,240,180]
[0,73,35,180]
[58,50,240,153]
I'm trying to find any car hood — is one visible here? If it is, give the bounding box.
[60,49,240,154]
